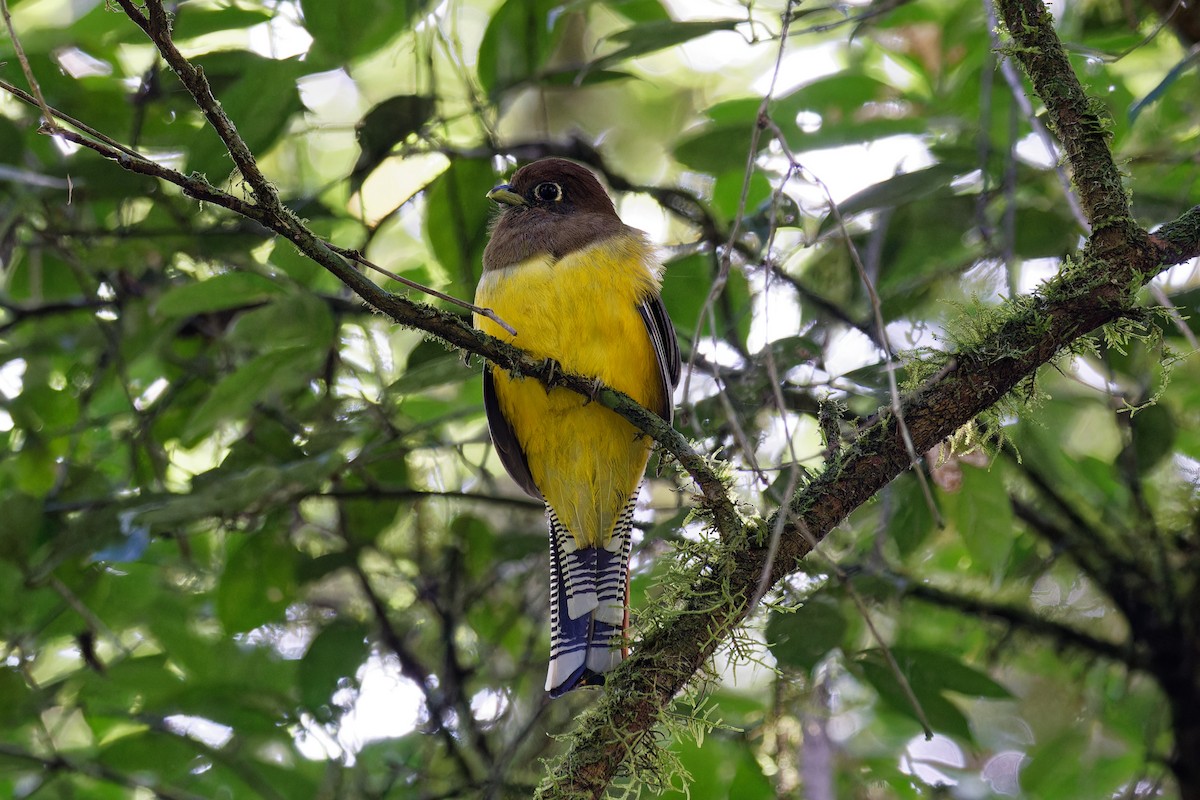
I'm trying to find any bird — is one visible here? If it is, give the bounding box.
[473,158,680,697]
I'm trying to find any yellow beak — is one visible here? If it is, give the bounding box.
[486,185,526,206]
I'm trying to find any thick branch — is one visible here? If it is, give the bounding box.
[995,0,1137,250]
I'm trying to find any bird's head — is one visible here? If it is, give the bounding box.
[486,158,617,218]
[482,158,626,272]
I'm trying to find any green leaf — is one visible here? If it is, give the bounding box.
[0,116,25,166]
[661,253,752,345]
[269,241,344,291]
[476,0,563,94]
[300,621,369,712]
[453,515,494,579]
[7,382,78,435]
[728,747,774,799]
[1020,729,1091,796]
[537,67,636,88]
[172,5,273,39]
[217,528,297,633]
[775,74,897,118]
[226,291,336,352]
[710,169,771,225]
[156,271,285,317]
[185,54,305,180]
[13,444,58,497]
[766,593,847,670]
[821,163,966,233]
[301,0,431,66]
[887,472,935,557]
[0,666,36,726]
[892,647,1012,699]
[876,196,978,317]
[352,95,437,191]
[674,125,753,173]
[609,0,672,23]
[393,339,470,394]
[97,730,201,780]
[590,19,743,71]
[1012,205,1083,258]
[1131,403,1175,474]
[423,159,497,291]
[1128,51,1200,123]
[0,493,41,564]
[950,463,1015,577]
[784,118,926,153]
[857,651,973,742]
[182,346,325,444]
[672,736,743,799]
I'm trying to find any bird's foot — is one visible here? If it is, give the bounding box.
[540,358,562,392]
[584,376,605,405]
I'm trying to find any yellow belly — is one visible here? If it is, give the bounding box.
[474,235,664,548]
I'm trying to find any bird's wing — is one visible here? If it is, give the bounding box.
[636,294,681,423]
[482,368,542,499]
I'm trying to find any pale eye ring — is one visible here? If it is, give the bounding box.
[533,181,562,202]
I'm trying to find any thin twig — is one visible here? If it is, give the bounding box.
[681,0,796,409]
[1151,283,1200,350]
[349,556,484,780]
[327,244,517,335]
[844,579,934,739]
[0,0,57,132]
[0,78,147,161]
[47,575,133,658]
[761,115,944,529]
[779,518,936,741]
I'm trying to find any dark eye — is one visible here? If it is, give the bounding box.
[533,182,562,203]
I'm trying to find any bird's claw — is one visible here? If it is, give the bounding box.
[541,358,562,392]
[585,377,605,404]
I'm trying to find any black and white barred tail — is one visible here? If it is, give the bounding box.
[545,495,637,697]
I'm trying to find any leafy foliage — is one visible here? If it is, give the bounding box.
[0,0,1197,798]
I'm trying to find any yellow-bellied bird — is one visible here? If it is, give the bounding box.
[474,159,680,697]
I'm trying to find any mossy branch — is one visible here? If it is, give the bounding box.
[993,0,1137,251]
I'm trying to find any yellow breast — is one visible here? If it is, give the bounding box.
[474,233,665,547]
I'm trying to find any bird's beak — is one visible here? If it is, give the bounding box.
[486,184,526,207]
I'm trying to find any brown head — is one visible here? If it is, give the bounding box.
[482,158,628,271]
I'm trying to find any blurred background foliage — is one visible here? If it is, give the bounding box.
[0,0,1198,797]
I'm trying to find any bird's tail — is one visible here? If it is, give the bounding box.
[545,496,636,697]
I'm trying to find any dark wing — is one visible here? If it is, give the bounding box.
[636,294,681,423]
[482,368,542,500]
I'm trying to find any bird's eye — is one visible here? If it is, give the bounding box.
[533,182,562,203]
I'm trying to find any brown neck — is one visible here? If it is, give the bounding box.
[483,209,628,271]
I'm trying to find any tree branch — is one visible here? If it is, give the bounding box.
[112,0,281,209]
[896,576,1144,669]
[0,742,207,800]
[995,0,1137,251]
